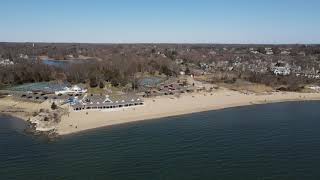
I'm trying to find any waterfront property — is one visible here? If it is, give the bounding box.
[55,85,87,95]
[143,80,195,97]
[72,94,144,111]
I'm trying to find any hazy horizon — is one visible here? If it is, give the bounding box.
[1,0,320,44]
[1,41,319,45]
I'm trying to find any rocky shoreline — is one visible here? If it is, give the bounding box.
[23,107,67,140]
[24,121,60,140]
[0,99,67,140]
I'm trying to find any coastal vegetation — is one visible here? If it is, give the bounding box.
[1,43,320,92]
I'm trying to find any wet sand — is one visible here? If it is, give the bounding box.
[56,89,320,135]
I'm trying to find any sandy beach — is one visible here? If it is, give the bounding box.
[56,89,320,135]
[0,98,50,120]
[2,88,320,136]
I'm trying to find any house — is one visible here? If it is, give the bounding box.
[271,62,291,76]
[0,59,14,66]
[280,50,291,55]
[265,48,274,55]
[249,48,259,54]
[19,54,29,59]
[72,94,144,111]
[55,85,87,95]
[143,80,193,97]
[273,67,291,76]
[199,63,209,70]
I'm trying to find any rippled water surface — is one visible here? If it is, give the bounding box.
[1,101,320,180]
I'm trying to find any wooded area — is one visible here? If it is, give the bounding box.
[1,43,320,90]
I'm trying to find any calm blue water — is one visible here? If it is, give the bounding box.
[1,101,320,180]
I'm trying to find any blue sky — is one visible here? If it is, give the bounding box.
[0,0,319,44]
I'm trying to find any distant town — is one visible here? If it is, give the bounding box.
[1,43,320,91]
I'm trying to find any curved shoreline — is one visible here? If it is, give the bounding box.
[59,99,320,137]
[1,90,320,137]
[56,90,320,136]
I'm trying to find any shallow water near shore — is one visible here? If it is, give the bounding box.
[1,101,320,179]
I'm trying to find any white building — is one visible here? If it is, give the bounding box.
[265,48,274,55]
[308,86,320,91]
[273,67,291,76]
[0,59,14,66]
[280,50,291,55]
[19,54,29,59]
[271,62,291,76]
[55,85,87,95]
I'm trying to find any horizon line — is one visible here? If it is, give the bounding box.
[0,41,319,46]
